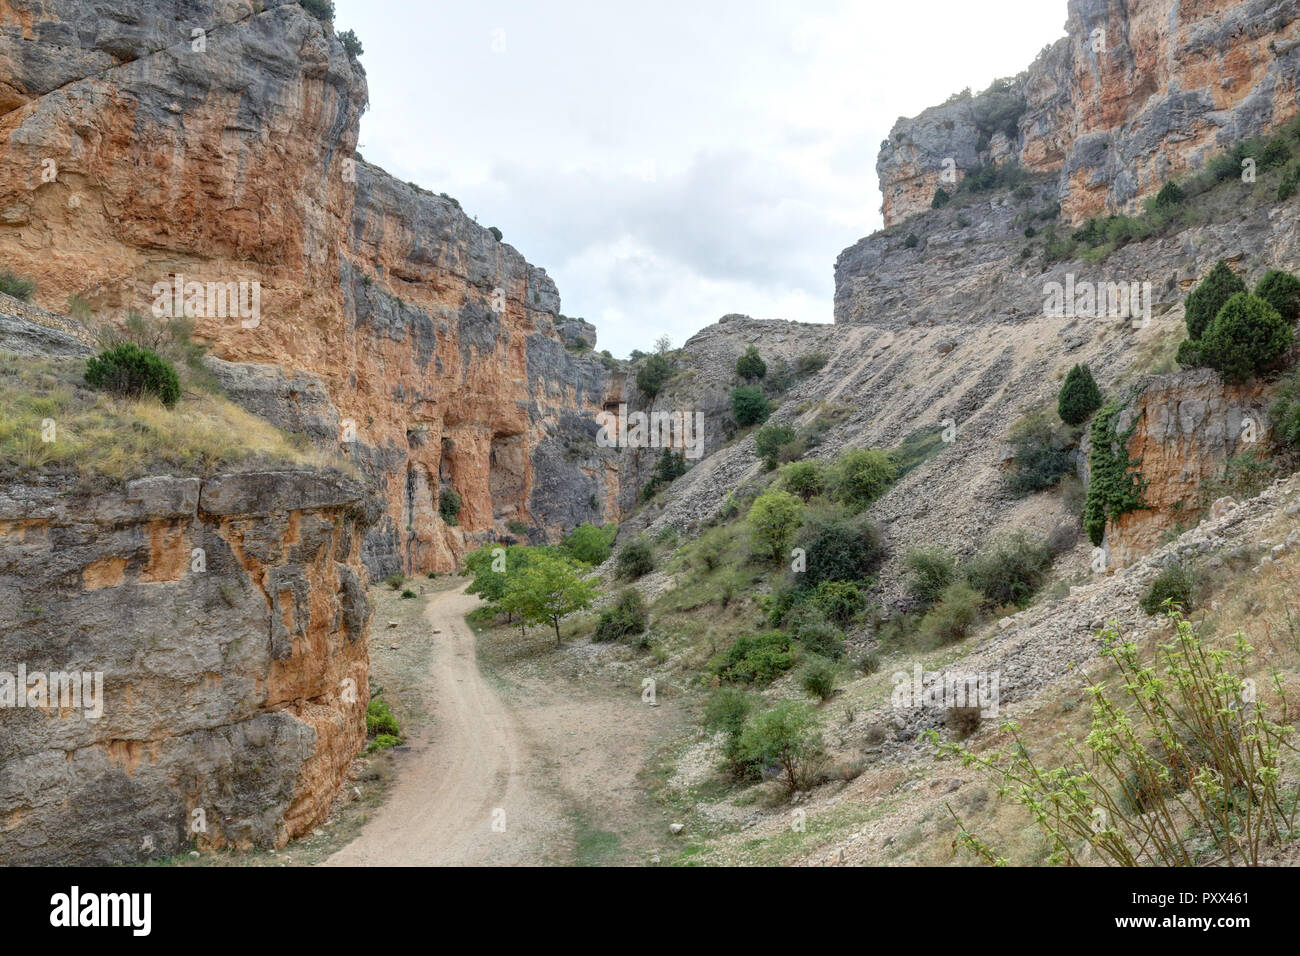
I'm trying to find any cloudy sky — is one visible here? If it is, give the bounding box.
[334,0,1067,357]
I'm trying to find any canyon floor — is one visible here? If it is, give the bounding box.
[325,582,686,866]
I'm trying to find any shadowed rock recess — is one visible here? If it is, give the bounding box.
[1,0,1299,866]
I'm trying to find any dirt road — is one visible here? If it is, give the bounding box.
[325,582,677,866]
[325,584,567,866]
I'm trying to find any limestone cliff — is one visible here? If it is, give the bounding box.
[878,0,1300,225]
[0,0,617,576]
[0,469,374,864]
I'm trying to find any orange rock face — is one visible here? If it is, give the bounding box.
[1103,370,1271,569]
[0,0,616,577]
[879,0,1300,226]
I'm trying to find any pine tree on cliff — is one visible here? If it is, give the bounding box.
[1184,259,1246,341]
[736,345,766,381]
[1058,363,1103,426]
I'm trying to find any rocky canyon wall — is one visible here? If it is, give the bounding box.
[0,0,617,577]
[878,0,1300,226]
[0,469,374,864]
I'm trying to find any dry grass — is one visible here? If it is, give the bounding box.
[0,352,343,482]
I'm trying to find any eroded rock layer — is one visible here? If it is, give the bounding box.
[879,0,1300,225]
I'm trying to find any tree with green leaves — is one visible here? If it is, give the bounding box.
[1057,362,1103,425]
[831,448,897,510]
[1255,269,1300,324]
[730,386,771,427]
[747,489,803,562]
[736,345,766,381]
[561,523,617,565]
[736,701,824,795]
[499,553,597,646]
[1184,259,1246,341]
[636,352,672,398]
[1199,292,1293,384]
[780,460,827,502]
[754,423,796,469]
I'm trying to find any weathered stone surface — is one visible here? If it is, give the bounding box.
[0,469,373,864]
[878,0,1300,226]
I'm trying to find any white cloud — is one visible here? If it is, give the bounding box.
[336,0,1066,356]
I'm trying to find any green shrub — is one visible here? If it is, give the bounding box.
[904,547,956,609]
[754,423,796,469]
[832,448,897,510]
[795,352,829,376]
[1270,365,1300,449]
[1254,269,1300,324]
[703,687,756,778]
[1153,181,1185,208]
[0,269,35,301]
[793,618,845,661]
[856,650,881,675]
[735,701,825,793]
[810,580,864,625]
[1004,411,1078,497]
[781,460,827,501]
[439,487,462,525]
[301,0,334,21]
[642,447,687,500]
[1198,292,1292,384]
[798,657,839,702]
[714,631,796,685]
[338,28,363,57]
[84,344,181,407]
[593,588,649,643]
[636,352,672,398]
[400,589,416,599]
[931,188,951,209]
[1139,562,1198,615]
[916,581,983,646]
[730,386,772,427]
[366,733,402,754]
[383,572,406,590]
[792,508,886,588]
[562,522,617,565]
[1057,363,1104,425]
[747,489,803,562]
[1084,400,1147,546]
[964,531,1053,608]
[1184,260,1246,341]
[1175,336,1203,368]
[615,537,654,580]
[736,345,766,380]
[366,698,401,737]
[903,233,920,249]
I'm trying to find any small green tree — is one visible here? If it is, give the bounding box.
[736,702,825,794]
[439,487,462,525]
[904,547,956,609]
[792,508,886,588]
[730,386,771,427]
[1270,365,1300,449]
[736,345,767,381]
[1255,269,1300,324]
[84,343,182,407]
[499,553,597,645]
[1153,181,1185,208]
[636,352,673,398]
[747,489,803,562]
[562,523,617,565]
[1184,259,1246,341]
[1057,363,1103,425]
[832,448,897,510]
[780,460,826,501]
[592,588,649,643]
[615,537,654,580]
[1198,292,1293,384]
[931,188,951,209]
[754,423,796,469]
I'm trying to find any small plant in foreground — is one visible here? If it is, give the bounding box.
[84,344,182,407]
[936,611,1300,866]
